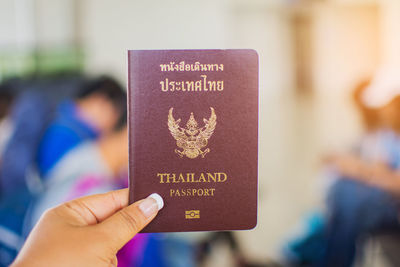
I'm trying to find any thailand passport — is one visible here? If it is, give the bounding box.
[128,49,258,232]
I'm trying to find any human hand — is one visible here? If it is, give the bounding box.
[323,153,365,178]
[324,153,399,191]
[11,189,164,267]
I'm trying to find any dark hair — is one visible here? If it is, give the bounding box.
[76,76,127,130]
[0,81,17,119]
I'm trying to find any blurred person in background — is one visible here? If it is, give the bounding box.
[25,126,149,266]
[0,82,17,165]
[284,71,400,267]
[0,75,127,266]
[318,71,400,267]
[0,82,55,265]
[36,75,127,178]
[28,125,178,267]
[28,126,129,226]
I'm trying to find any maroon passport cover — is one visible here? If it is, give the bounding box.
[128,49,258,232]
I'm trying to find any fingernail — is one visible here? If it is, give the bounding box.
[139,193,164,218]
[148,193,164,210]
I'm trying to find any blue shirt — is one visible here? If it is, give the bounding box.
[36,101,99,177]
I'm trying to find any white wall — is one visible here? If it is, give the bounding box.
[0,0,35,50]
[0,0,76,50]
[34,0,76,48]
[381,0,400,68]
[312,4,380,94]
[80,0,229,81]
[79,0,296,96]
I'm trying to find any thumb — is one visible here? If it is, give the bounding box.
[97,193,164,251]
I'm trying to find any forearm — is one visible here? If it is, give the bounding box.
[366,165,400,196]
[331,154,400,196]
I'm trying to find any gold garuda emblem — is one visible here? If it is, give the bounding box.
[168,107,217,159]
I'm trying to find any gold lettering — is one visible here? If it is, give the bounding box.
[157,173,168,183]
[217,81,224,91]
[201,75,208,91]
[160,75,223,92]
[158,172,227,183]
[187,173,195,182]
[175,81,181,91]
[181,81,186,91]
[160,79,168,92]
[210,188,215,196]
[198,189,204,196]
[169,81,175,92]
[186,81,194,91]
[208,81,216,91]
[159,62,224,72]
[195,80,201,91]
[164,173,177,183]
[178,173,185,183]
[168,188,217,197]
[198,173,206,183]
[207,173,216,182]
[217,172,227,182]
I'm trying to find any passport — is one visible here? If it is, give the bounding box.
[127,49,259,232]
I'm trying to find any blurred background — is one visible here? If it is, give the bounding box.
[1,0,400,266]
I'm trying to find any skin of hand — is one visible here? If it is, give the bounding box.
[324,153,366,178]
[325,153,400,196]
[11,189,163,267]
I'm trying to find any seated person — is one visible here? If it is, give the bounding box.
[28,126,172,267]
[284,76,400,267]
[318,77,400,267]
[0,77,126,266]
[27,127,150,266]
[29,126,129,227]
[0,81,16,165]
[36,76,126,177]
